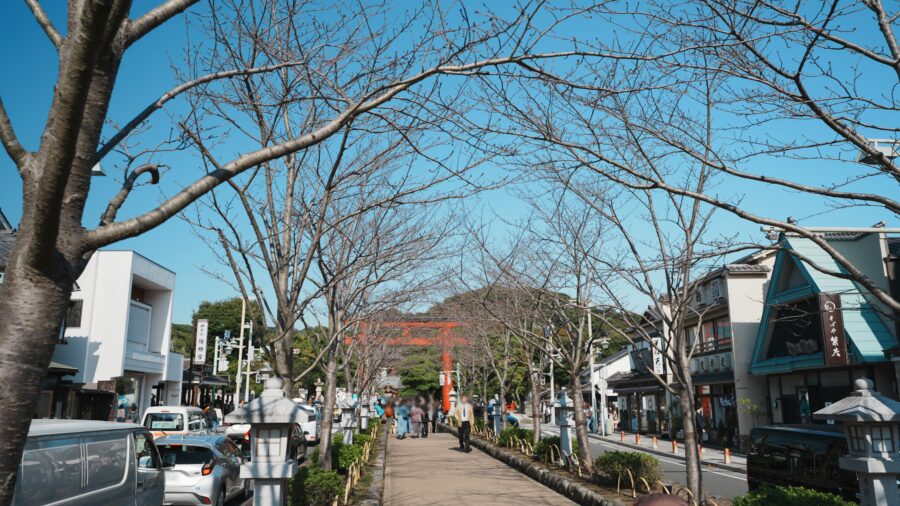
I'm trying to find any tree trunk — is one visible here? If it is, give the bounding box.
[675,378,703,498]
[273,327,294,398]
[318,342,339,470]
[0,249,77,504]
[528,364,542,444]
[570,374,592,471]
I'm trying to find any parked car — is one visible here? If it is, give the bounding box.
[296,403,320,444]
[143,406,209,438]
[14,419,166,506]
[747,425,858,501]
[155,434,247,506]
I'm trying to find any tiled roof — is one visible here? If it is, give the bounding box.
[725,263,770,273]
[782,236,895,361]
[819,231,865,241]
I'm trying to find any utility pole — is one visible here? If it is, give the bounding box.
[235,298,246,401]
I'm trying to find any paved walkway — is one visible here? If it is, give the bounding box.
[384,432,575,506]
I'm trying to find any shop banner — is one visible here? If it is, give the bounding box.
[194,319,208,364]
[651,337,665,375]
[819,293,848,366]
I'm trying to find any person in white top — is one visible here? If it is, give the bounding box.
[451,394,475,452]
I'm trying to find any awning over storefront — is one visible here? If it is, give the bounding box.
[182,371,230,386]
[691,371,734,385]
[48,361,79,375]
[607,371,664,394]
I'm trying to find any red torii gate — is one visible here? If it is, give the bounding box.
[351,321,468,413]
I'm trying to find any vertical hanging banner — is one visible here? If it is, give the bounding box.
[651,337,665,375]
[194,319,209,364]
[819,293,848,366]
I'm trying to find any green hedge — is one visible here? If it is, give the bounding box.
[594,451,663,484]
[498,426,534,447]
[288,466,344,506]
[733,486,854,506]
[534,436,560,462]
[308,439,364,472]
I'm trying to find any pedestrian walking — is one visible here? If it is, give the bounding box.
[396,400,411,439]
[421,403,430,438]
[128,404,140,423]
[431,402,440,433]
[410,403,425,438]
[451,394,474,452]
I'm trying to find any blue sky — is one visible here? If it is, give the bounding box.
[0,2,895,323]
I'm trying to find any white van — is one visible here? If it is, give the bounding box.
[14,419,166,506]
[142,406,209,438]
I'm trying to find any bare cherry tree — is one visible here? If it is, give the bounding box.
[0,0,616,494]
[304,178,453,470]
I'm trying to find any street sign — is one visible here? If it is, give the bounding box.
[248,344,255,362]
[194,319,209,364]
[224,329,231,340]
[439,372,445,386]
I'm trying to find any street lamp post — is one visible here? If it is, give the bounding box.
[236,298,247,400]
[544,323,556,424]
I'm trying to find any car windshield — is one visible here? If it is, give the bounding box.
[157,444,214,465]
[144,413,184,431]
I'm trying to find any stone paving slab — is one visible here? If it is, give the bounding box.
[384,432,576,506]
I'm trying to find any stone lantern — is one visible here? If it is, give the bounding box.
[337,399,359,444]
[359,400,371,431]
[225,377,308,506]
[554,388,574,457]
[491,394,504,434]
[814,378,900,506]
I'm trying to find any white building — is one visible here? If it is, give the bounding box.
[45,250,183,420]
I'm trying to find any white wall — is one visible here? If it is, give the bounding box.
[55,251,177,385]
[725,255,775,439]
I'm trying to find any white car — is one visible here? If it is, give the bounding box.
[292,400,320,444]
[142,406,209,439]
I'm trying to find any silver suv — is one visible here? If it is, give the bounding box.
[156,434,248,506]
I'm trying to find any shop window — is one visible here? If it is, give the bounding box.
[716,321,732,347]
[765,297,822,359]
[701,322,716,351]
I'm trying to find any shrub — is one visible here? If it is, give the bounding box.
[308,440,363,471]
[334,440,363,470]
[594,451,663,484]
[732,486,854,506]
[353,433,373,446]
[288,466,344,506]
[533,436,560,462]
[498,426,532,446]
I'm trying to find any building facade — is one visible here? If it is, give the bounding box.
[43,250,184,420]
[681,253,774,449]
[750,232,900,426]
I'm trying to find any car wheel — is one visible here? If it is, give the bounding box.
[216,488,225,506]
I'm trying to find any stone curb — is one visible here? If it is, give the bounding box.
[357,426,388,506]
[437,423,624,506]
[587,435,746,474]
